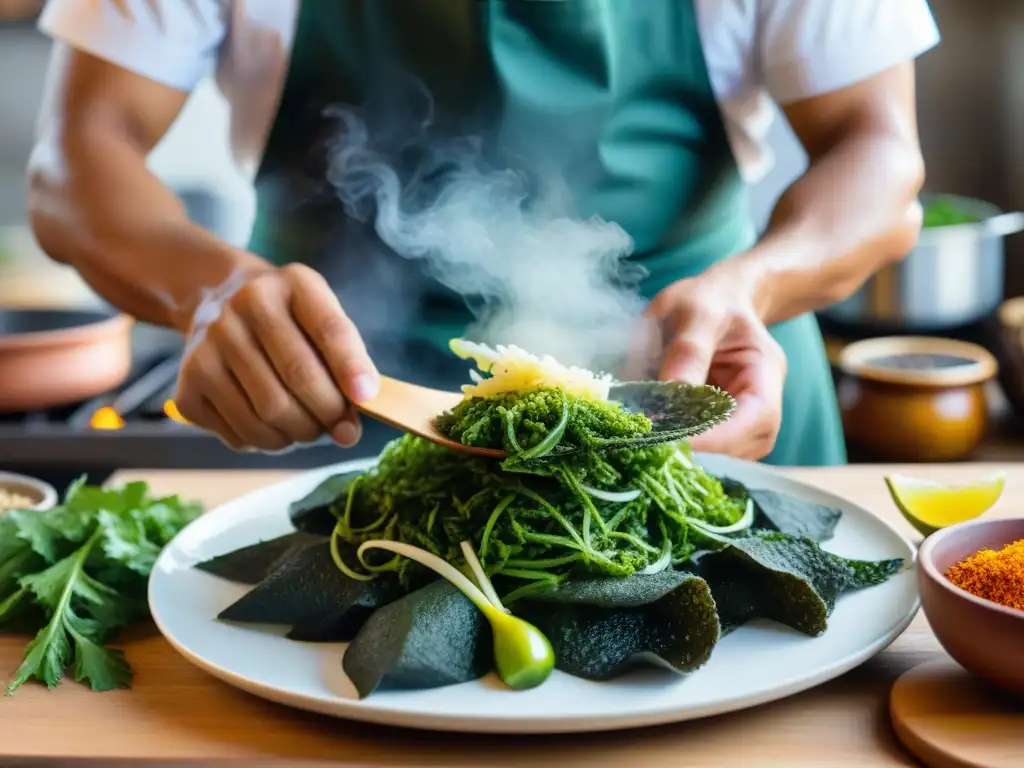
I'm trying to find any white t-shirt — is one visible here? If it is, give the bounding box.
[37,0,940,184]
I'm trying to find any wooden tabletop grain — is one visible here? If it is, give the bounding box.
[1,463,1020,767]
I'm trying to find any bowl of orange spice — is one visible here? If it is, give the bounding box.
[918,517,1024,695]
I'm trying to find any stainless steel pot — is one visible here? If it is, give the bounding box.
[820,195,1024,331]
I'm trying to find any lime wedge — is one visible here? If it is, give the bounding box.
[884,472,1005,536]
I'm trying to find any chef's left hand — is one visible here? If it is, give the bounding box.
[639,260,788,461]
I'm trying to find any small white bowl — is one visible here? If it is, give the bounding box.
[0,471,59,512]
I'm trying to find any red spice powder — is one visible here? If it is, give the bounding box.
[944,538,1024,611]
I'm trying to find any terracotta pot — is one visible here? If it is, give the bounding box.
[0,309,133,413]
[0,0,42,19]
[836,336,997,462]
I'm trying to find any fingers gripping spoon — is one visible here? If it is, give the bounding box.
[353,376,506,458]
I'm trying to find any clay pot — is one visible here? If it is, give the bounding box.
[0,309,133,412]
[836,336,997,462]
[918,517,1024,696]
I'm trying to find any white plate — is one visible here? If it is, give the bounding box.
[148,453,919,734]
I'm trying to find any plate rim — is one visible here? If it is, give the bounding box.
[148,452,920,734]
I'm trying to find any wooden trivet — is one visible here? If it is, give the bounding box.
[890,659,1024,768]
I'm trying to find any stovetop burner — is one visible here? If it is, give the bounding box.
[0,324,399,487]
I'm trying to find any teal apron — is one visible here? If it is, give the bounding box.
[247,0,847,467]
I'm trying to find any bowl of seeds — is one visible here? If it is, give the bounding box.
[918,517,1024,695]
[0,471,58,514]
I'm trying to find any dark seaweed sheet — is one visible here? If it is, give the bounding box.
[195,532,324,585]
[288,470,364,536]
[207,539,404,642]
[342,579,494,698]
[717,478,842,543]
[512,570,720,680]
[692,530,904,636]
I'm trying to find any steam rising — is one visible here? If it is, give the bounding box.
[324,95,649,373]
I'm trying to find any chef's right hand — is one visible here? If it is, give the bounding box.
[174,263,380,452]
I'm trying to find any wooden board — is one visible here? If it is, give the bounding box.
[0,463,1021,765]
[890,659,1024,768]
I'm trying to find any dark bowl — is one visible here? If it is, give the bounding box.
[991,297,1024,424]
[918,517,1024,695]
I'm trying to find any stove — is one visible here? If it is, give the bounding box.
[0,324,402,487]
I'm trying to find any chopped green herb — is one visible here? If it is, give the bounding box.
[1,478,202,694]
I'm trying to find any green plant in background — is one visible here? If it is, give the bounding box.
[922,199,981,228]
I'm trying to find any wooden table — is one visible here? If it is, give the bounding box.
[1,464,1020,767]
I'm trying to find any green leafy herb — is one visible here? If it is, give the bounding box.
[1,478,202,694]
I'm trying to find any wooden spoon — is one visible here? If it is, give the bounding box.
[353,376,506,458]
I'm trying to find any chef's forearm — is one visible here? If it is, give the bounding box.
[731,130,925,326]
[26,128,268,333]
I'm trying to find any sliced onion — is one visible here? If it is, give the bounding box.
[358,540,496,615]
[641,540,673,574]
[579,484,642,503]
[686,498,755,535]
[460,540,506,611]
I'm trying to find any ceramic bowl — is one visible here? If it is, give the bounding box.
[918,517,1024,695]
[0,471,58,513]
[836,336,998,462]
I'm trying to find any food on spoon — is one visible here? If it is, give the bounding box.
[436,339,736,461]
[884,473,1005,536]
[196,339,905,699]
[448,338,616,401]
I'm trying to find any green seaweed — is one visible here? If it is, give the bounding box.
[342,579,493,698]
[601,381,736,450]
[216,542,404,641]
[843,556,905,588]
[436,388,652,458]
[512,570,720,680]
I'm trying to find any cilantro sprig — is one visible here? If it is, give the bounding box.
[0,477,202,694]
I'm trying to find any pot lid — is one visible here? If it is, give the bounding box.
[837,336,998,388]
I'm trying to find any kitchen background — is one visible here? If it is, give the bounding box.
[3,0,1024,484]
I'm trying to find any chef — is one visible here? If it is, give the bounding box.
[27,0,939,466]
